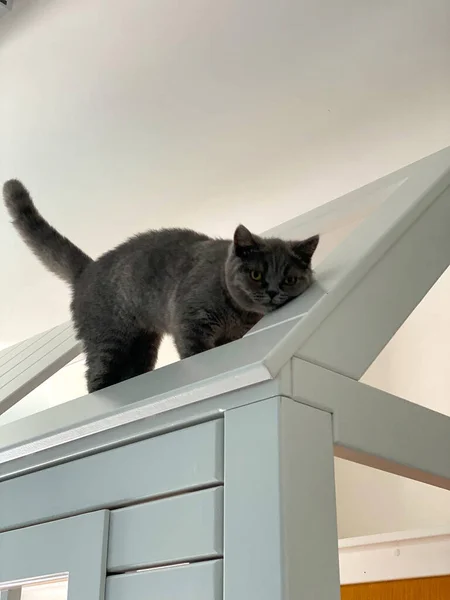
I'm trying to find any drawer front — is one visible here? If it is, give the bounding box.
[106,560,222,600]
[0,420,223,532]
[108,487,223,572]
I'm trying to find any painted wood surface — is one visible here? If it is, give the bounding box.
[292,357,450,491]
[0,511,109,600]
[0,420,223,532]
[0,322,80,417]
[108,488,223,572]
[223,397,340,600]
[106,561,222,600]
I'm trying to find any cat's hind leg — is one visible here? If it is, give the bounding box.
[85,330,162,393]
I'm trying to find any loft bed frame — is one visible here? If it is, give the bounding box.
[0,146,450,599]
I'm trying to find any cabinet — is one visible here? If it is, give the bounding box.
[0,512,108,600]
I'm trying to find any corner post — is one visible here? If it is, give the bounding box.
[1,590,22,600]
[224,396,340,599]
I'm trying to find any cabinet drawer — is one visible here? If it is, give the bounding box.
[108,487,223,572]
[106,560,222,600]
[0,420,223,531]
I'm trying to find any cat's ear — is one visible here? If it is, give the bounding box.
[233,225,261,257]
[290,235,320,264]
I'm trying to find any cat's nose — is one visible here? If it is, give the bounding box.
[267,290,277,300]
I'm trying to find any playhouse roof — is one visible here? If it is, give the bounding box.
[1,145,450,474]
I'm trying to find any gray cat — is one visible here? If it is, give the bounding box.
[3,179,319,392]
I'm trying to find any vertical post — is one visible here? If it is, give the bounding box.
[224,397,340,599]
[1,590,22,600]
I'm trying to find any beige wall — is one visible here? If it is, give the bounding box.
[336,268,450,538]
[1,0,450,537]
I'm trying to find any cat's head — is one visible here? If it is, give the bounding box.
[225,224,319,315]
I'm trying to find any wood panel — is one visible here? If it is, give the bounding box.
[106,560,222,600]
[223,398,340,600]
[0,511,109,600]
[108,488,223,572]
[292,357,450,491]
[341,575,450,599]
[0,322,81,417]
[0,420,223,532]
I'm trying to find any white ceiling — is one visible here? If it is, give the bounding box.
[1,0,450,540]
[0,0,449,345]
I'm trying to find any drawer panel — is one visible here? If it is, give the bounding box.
[106,560,222,600]
[108,487,223,572]
[0,420,223,531]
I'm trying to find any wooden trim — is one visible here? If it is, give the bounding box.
[292,358,450,491]
[224,398,340,600]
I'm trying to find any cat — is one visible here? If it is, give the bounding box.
[3,179,319,393]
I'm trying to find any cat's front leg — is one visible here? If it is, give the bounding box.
[173,311,220,359]
[174,327,216,359]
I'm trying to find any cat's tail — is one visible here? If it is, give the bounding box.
[3,179,93,285]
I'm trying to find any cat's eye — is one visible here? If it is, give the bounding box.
[283,276,298,286]
[250,270,262,281]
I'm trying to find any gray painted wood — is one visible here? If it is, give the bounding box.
[0,380,278,481]
[292,357,450,490]
[223,397,340,599]
[262,154,450,378]
[0,324,72,378]
[0,420,223,532]
[0,322,81,418]
[0,324,286,462]
[0,511,109,600]
[1,590,21,600]
[108,488,223,572]
[296,167,450,379]
[0,338,30,369]
[106,560,222,600]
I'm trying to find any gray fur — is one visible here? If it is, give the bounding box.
[3,180,91,283]
[3,179,319,393]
